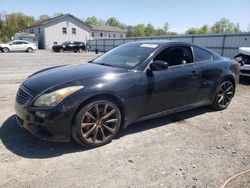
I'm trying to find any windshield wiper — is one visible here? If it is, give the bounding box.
[94,62,115,67]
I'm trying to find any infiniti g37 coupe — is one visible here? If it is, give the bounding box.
[15,41,240,147]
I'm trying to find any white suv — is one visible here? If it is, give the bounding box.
[0,40,37,53]
[234,47,250,78]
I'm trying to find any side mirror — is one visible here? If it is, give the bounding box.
[150,60,168,71]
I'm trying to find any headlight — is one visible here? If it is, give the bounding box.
[34,86,84,107]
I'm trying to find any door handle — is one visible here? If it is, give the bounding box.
[189,70,199,78]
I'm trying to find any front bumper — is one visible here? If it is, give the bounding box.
[15,101,72,142]
[240,65,250,77]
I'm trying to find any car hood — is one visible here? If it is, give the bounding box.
[23,63,128,93]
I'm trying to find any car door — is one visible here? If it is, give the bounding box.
[192,46,218,102]
[20,41,29,51]
[10,41,22,51]
[140,46,201,116]
[66,42,74,51]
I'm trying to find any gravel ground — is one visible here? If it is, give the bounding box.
[0,50,249,188]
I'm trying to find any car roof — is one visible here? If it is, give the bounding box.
[11,40,30,43]
[129,40,221,57]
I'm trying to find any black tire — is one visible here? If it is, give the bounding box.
[78,48,84,53]
[2,47,9,53]
[72,97,122,147]
[211,80,235,110]
[59,48,64,53]
[27,47,33,53]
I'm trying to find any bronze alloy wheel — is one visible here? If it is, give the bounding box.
[73,99,122,147]
[212,80,234,110]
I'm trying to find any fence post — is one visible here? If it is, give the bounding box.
[221,35,226,56]
[192,35,195,43]
[104,39,106,52]
[95,40,97,51]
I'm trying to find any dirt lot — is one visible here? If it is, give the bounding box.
[0,50,250,188]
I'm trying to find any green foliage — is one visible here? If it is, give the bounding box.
[186,18,241,35]
[133,24,145,37]
[163,22,170,32]
[145,24,154,36]
[85,16,100,26]
[0,12,35,42]
[211,18,239,33]
[106,17,120,26]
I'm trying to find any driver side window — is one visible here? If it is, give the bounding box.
[154,46,193,67]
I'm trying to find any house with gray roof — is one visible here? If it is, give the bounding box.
[24,14,91,49]
[91,25,127,39]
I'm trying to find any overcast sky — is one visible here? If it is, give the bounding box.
[1,0,250,33]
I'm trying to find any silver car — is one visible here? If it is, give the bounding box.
[0,40,37,53]
[234,47,250,78]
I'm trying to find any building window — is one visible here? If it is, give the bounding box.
[120,34,123,38]
[100,33,103,37]
[72,28,76,35]
[62,27,67,34]
[38,27,40,34]
[113,34,116,38]
[91,32,94,37]
[108,33,111,38]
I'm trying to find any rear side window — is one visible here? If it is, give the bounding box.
[193,47,212,62]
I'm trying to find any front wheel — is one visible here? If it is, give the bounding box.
[27,48,33,53]
[78,48,84,53]
[211,80,235,110]
[72,98,122,147]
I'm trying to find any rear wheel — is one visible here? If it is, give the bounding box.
[27,48,33,53]
[212,80,235,110]
[72,98,122,147]
[2,47,9,53]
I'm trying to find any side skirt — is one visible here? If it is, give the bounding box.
[129,100,211,126]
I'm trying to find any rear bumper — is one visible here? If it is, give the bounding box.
[15,102,72,142]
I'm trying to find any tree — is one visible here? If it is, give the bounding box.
[211,18,239,33]
[85,16,99,26]
[53,12,64,17]
[106,17,120,26]
[145,24,154,36]
[154,29,166,36]
[133,24,145,37]
[163,22,170,32]
[126,25,134,37]
[37,15,50,23]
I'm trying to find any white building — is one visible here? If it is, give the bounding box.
[24,14,91,49]
[91,25,127,39]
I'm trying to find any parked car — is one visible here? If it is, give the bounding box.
[15,41,239,147]
[0,40,37,53]
[52,41,86,53]
[234,47,250,78]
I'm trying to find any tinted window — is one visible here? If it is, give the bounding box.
[154,46,193,67]
[193,47,212,62]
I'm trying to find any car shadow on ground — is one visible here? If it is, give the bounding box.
[0,106,213,159]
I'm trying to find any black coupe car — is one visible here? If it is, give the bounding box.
[15,41,240,147]
[52,41,85,53]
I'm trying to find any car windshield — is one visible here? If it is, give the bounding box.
[92,43,159,69]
